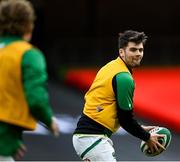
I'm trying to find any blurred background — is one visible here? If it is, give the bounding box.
[22,0,180,160]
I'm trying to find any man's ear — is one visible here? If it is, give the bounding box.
[23,33,32,42]
[119,48,124,57]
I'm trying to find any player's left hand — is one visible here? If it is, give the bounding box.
[146,133,166,153]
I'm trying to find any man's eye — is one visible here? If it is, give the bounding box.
[139,48,143,52]
[130,48,137,52]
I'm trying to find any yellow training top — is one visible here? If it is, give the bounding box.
[83,57,131,132]
[0,41,37,130]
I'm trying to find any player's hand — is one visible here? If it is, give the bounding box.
[49,116,60,137]
[141,125,157,131]
[146,133,166,153]
[13,143,27,160]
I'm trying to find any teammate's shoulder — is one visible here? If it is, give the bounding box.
[26,46,43,55]
[24,47,45,60]
[23,47,46,67]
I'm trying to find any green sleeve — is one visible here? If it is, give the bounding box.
[21,48,53,127]
[115,72,135,110]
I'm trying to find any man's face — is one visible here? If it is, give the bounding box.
[119,42,144,68]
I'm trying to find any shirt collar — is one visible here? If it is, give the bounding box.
[118,56,133,74]
[0,36,23,46]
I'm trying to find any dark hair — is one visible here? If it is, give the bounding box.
[118,30,148,49]
[0,0,35,37]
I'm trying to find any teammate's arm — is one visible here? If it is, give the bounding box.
[22,48,59,136]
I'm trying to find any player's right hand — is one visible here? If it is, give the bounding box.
[13,143,27,160]
[49,116,60,137]
[146,133,165,153]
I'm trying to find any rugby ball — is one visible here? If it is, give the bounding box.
[140,127,171,157]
